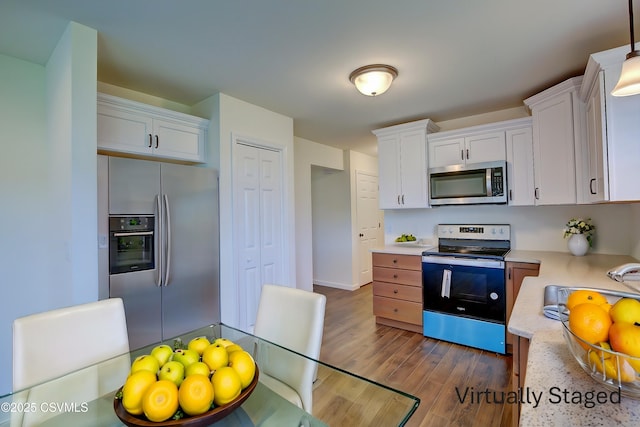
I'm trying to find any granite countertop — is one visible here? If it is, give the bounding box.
[507,250,640,426]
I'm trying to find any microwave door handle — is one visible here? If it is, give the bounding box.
[486,168,492,196]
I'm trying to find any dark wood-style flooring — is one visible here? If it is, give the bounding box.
[314,284,514,427]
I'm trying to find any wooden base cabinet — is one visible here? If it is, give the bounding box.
[506,261,539,426]
[372,253,422,333]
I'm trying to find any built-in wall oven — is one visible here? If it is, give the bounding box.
[109,216,155,274]
[422,224,510,354]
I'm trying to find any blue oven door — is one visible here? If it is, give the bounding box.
[422,255,506,353]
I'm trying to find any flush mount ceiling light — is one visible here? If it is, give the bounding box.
[612,0,640,96]
[349,64,398,96]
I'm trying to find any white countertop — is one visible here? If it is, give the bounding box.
[506,251,640,426]
[371,244,434,256]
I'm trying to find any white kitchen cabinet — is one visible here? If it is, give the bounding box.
[373,119,439,209]
[505,119,535,206]
[581,70,608,203]
[524,77,584,206]
[579,45,640,202]
[428,131,506,168]
[97,93,208,163]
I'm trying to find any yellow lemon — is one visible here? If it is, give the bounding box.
[228,350,256,389]
[187,336,211,356]
[225,344,244,355]
[130,354,160,375]
[211,367,242,406]
[178,374,215,416]
[202,344,229,371]
[121,370,157,416]
[213,338,235,348]
[142,380,179,422]
[588,344,637,383]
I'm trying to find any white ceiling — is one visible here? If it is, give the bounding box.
[0,0,634,156]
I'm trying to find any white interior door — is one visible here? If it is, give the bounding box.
[233,141,284,331]
[356,171,382,286]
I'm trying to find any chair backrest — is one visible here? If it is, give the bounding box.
[13,298,130,391]
[253,284,326,413]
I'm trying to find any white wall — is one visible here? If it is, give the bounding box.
[384,203,636,255]
[310,149,380,290]
[293,137,344,291]
[193,93,295,328]
[0,22,97,395]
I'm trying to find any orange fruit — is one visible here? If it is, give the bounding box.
[178,374,215,416]
[566,290,608,311]
[142,380,179,422]
[568,303,612,349]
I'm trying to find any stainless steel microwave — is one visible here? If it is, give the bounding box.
[428,160,507,206]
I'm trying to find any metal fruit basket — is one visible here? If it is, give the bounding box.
[557,286,640,399]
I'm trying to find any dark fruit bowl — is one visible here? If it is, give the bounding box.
[114,365,259,426]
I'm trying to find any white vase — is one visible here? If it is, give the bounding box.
[568,234,589,256]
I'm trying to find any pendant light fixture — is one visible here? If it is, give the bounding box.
[349,64,398,96]
[612,0,640,96]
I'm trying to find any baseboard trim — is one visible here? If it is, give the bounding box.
[313,280,360,291]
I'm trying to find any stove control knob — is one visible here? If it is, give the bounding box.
[490,292,499,300]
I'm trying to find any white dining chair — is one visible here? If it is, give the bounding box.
[253,284,326,414]
[12,298,131,426]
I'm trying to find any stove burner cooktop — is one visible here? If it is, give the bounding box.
[422,224,512,260]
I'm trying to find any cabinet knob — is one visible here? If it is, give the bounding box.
[392,259,397,264]
[394,308,398,312]
[393,289,398,294]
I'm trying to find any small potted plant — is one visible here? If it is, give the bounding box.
[563,218,595,256]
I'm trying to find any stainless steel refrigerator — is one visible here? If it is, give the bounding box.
[106,156,220,349]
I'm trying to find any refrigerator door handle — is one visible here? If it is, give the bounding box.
[163,194,171,286]
[155,194,163,287]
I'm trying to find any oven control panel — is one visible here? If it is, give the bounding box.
[436,224,510,240]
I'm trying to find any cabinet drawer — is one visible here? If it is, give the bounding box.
[373,296,422,325]
[373,267,421,286]
[373,281,422,302]
[372,253,421,270]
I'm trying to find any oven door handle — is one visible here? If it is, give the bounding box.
[422,255,504,269]
[111,231,154,237]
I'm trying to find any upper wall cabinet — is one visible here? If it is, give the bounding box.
[504,119,535,206]
[524,77,584,206]
[427,118,533,205]
[373,119,439,209]
[97,93,209,163]
[427,127,506,169]
[579,45,640,203]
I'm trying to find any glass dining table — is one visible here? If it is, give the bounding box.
[0,324,419,426]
